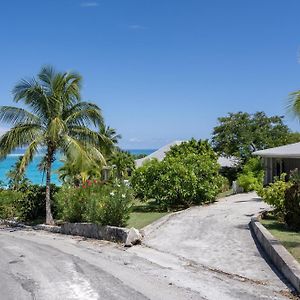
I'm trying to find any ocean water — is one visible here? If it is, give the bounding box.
[0,149,156,186]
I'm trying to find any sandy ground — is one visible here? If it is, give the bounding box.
[0,192,295,299]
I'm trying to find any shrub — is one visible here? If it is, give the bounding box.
[55,180,133,227]
[0,190,22,219]
[131,140,224,209]
[15,184,60,221]
[258,173,292,216]
[284,183,300,230]
[237,158,264,192]
[55,185,89,223]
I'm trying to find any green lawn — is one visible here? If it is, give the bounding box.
[261,218,300,263]
[127,211,168,229]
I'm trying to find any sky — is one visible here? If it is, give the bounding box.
[1,0,300,149]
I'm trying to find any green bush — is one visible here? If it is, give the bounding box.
[258,174,291,216]
[0,190,22,219]
[237,158,264,192]
[55,180,133,227]
[15,184,60,221]
[284,183,300,230]
[131,140,224,209]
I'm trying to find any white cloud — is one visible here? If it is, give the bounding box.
[80,2,99,7]
[128,25,146,30]
[0,127,8,136]
[129,137,142,143]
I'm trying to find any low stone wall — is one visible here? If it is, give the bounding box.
[60,223,129,243]
[250,216,300,293]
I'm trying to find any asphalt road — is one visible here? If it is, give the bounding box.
[0,192,295,299]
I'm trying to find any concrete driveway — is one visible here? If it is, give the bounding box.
[129,192,293,299]
[0,192,294,299]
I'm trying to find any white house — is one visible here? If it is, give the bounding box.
[135,141,238,168]
[253,142,300,184]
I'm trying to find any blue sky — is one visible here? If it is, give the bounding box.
[1,0,300,148]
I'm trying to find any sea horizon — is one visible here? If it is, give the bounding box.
[0,148,156,186]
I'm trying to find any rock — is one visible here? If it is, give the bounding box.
[125,227,143,247]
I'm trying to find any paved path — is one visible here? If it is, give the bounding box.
[129,192,293,299]
[0,192,295,299]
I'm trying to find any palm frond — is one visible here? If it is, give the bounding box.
[0,106,40,126]
[64,102,103,127]
[0,124,43,158]
[19,138,41,173]
[287,90,300,119]
[13,79,50,123]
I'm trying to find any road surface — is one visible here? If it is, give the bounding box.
[0,192,295,299]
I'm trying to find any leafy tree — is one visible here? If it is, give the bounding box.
[0,66,104,224]
[212,112,295,161]
[131,139,224,209]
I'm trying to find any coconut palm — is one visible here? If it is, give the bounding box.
[0,66,105,224]
[99,124,122,158]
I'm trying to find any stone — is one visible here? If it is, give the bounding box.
[125,227,143,247]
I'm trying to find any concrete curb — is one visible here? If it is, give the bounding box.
[250,216,300,292]
[33,223,129,243]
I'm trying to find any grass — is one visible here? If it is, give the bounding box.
[127,211,169,229]
[126,189,234,229]
[261,217,300,263]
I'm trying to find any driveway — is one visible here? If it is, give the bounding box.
[0,192,294,299]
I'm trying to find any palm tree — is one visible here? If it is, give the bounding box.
[288,90,300,118]
[99,124,122,158]
[0,66,105,224]
[109,150,135,179]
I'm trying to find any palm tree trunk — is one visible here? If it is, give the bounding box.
[45,148,54,225]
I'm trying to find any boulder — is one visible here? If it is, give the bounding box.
[125,227,143,247]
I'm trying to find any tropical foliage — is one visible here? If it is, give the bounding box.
[212,111,299,161]
[0,66,105,224]
[237,157,264,192]
[55,180,133,227]
[131,140,224,210]
[109,150,135,179]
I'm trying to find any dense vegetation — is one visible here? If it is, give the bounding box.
[212,111,300,162]
[131,140,225,210]
[1,65,300,231]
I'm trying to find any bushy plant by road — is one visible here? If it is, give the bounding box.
[131,140,224,209]
[258,173,292,217]
[55,180,133,227]
[237,158,264,192]
[0,190,22,219]
[0,184,60,222]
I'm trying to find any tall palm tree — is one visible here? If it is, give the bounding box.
[0,66,105,224]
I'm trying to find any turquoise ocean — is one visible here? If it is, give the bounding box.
[0,149,156,186]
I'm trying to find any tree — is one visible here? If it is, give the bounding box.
[0,66,104,224]
[212,112,295,161]
[131,139,224,209]
[99,124,122,159]
[6,156,30,190]
[109,150,135,179]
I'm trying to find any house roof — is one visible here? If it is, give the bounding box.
[253,142,300,158]
[135,140,238,168]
